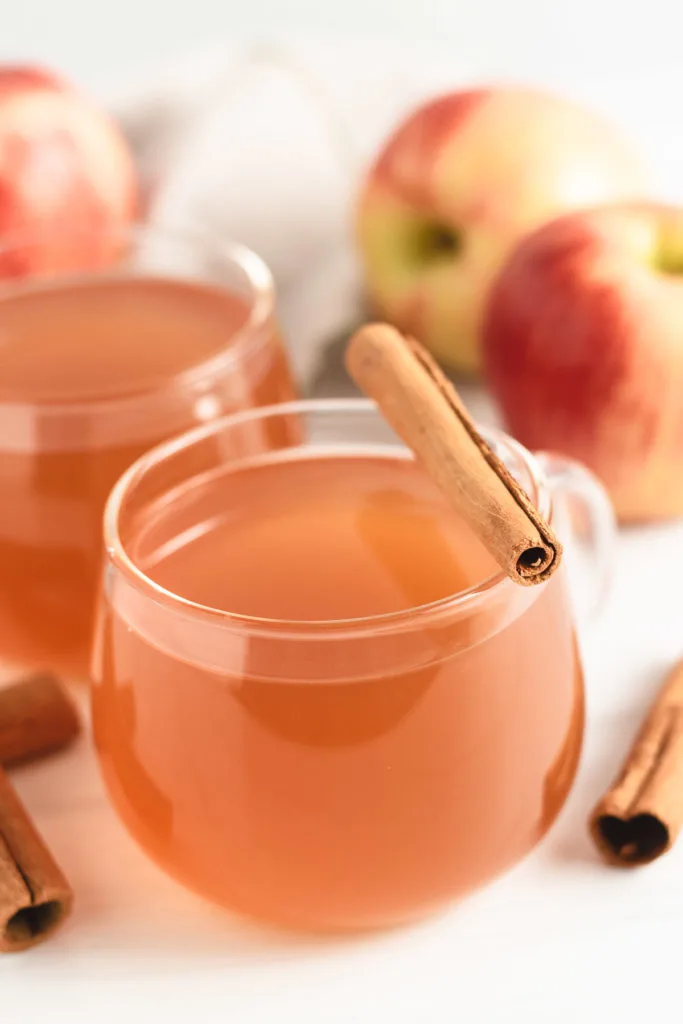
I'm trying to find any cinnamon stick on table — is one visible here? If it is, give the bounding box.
[0,674,79,951]
[345,324,562,586]
[0,674,80,767]
[590,657,683,866]
[0,766,73,952]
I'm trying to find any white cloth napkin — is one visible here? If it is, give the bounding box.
[111,37,475,387]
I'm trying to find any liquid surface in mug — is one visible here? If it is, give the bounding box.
[0,276,294,675]
[0,276,259,401]
[94,451,584,930]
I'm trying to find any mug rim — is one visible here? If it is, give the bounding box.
[0,221,276,414]
[103,397,554,641]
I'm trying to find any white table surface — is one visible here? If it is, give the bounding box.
[5,4,683,1018]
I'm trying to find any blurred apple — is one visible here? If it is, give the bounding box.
[357,87,645,376]
[483,203,683,522]
[0,66,137,276]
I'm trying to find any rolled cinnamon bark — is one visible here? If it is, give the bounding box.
[590,658,683,866]
[0,674,80,767]
[345,323,562,586]
[0,766,73,951]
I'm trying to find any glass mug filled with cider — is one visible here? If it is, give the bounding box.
[0,228,294,677]
[92,394,613,932]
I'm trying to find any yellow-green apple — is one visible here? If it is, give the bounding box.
[357,87,645,377]
[0,66,137,277]
[483,202,683,522]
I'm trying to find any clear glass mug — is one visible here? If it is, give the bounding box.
[91,399,614,932]
[0,226,295,678]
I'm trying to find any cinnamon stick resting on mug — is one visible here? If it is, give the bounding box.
[590,658,683,866]
[0,674,79,951]
[345,324,562,586]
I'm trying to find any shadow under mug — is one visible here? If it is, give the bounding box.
[0,226,294,678]
[92,398,614,932]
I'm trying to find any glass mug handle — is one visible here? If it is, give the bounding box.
[533,451,617,625]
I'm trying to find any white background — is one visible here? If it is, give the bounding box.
[3,2,683,1021]
[2,0,681,96]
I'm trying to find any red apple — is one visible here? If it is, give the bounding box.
[0,66,137,277]
[483,202,683,522]
[357,87,646,377]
